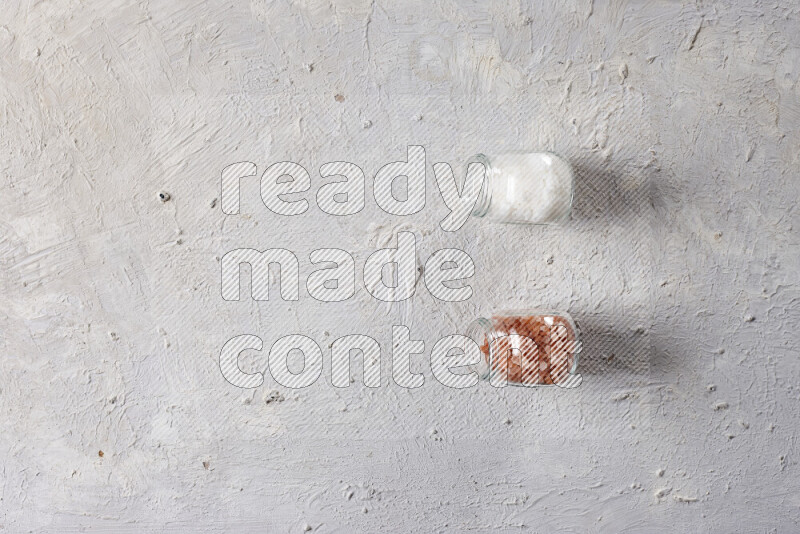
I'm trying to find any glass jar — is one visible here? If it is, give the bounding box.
[465,310,582,388]
[469,152,574,224]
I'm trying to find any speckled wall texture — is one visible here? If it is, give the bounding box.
[1,0,799,532]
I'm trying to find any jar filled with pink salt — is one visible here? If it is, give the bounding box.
[465,310,582,388]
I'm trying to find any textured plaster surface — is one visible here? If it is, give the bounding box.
[1,0,799,532]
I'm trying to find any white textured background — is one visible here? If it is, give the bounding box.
[1,1,799,532]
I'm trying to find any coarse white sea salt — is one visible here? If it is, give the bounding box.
[470,152,574,224]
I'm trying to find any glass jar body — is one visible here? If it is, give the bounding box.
[465,310,581,387]
[470,152,574,224]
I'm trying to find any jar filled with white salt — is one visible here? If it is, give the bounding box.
[468,152,574,224]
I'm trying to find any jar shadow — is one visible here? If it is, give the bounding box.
[572,314,651,379]
[569,159,652,223]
